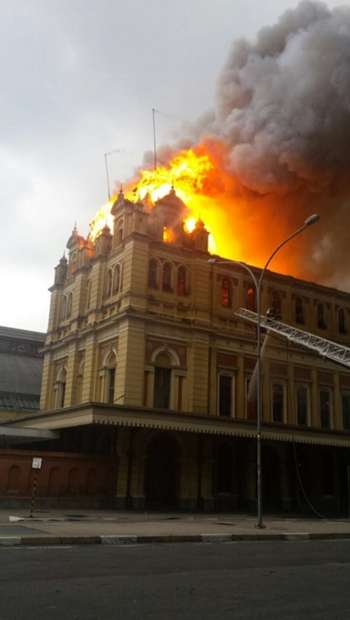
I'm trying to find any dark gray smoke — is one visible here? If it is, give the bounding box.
[142,2,350,287]
[214,0,350,194]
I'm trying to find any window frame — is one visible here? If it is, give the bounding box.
[221,277,232,308]
[295,297,305,325]
[271,381,286,424]
[162,262,173,293]
[217,371,235,418]
[319,386,333,429]
[296,383,310,427]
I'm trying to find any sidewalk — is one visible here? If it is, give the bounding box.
[0,509,350,546]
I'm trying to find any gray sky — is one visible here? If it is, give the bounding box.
[0,0,346,331]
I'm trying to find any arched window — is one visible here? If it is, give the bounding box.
[177,266,187,296]
[104,351,117,404]
[339,308,347,334]
[246,286,256,311]
[154,351,172,409]
[271,290,282,319]
[162,262,173,292]
[66,293,72,318]
[148,259,158,289]
[221,278,232,308]
[317,303,327,329]
[113,264,121,293]
[105,269,113,298]
[295,297,304,324]
[272,383,284,423]
[76,360,84,404]
[55,367,67,408]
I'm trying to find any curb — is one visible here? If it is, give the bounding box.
[1,532,350,547]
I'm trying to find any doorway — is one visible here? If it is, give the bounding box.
[144,434,179,509]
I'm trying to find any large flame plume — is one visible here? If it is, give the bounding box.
[89,1,350,289]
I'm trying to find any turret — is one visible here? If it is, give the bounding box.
[94,224,112,257]
[54,254,67,286]
[191,219,209,252]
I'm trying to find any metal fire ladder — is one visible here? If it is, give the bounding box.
[235,308,350,369]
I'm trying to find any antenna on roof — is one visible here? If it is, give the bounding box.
[104,149,121,201]
[152,108,158,171]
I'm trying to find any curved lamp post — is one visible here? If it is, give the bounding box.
[209,213,320,528]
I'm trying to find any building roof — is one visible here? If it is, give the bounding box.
[0,393,40,412]
[0,353,42,397]
[0,326,45,343]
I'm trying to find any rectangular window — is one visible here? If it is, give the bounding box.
[320,389,332,429]
[154,367,171,409]
[296,385,309,426]
[342,393,350,430]
[272,383,285,423]
[219,375,233,417]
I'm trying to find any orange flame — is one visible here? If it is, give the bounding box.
[89,146,241,258]
[88,141,312,278]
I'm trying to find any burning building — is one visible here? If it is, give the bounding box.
[9,183,350,514]
[7,0,350,510]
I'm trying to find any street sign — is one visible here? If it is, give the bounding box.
[32,457,43,470]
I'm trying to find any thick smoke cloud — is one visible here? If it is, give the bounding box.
[215,0,350,195]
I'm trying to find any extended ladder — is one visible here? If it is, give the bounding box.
[235,308,350,369]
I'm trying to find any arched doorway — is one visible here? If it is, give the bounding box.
[144,433,179,509]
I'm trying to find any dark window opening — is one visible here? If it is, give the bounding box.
[219,375,232,417]
[60,382,66,408]
[246,287,256,312]
[342,393,350,430]
[272,383,284,423]
[113,265,120,293]
[162,263,173,292]
[295,297,304,325]
[107,368,115,404]
[221,278,232,308]
[177,266,186,296]
[297,385,308,426]
[154,367,171,409]
[271,291,282,319]
[320,389,331,428]
[317,303,327,329]
[148,259,158,289]
[339,308,347,334]
[105,270,112,298]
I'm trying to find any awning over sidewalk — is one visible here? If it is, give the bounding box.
[0,425,59,445]
[9,403,350,449]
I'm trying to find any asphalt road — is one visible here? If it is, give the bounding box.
[0,540,350,619]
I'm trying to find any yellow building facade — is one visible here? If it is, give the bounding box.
[17,189,350,513]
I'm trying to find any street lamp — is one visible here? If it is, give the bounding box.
[208,213,320,528]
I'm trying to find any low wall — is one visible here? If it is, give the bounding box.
[0,448,117,508]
